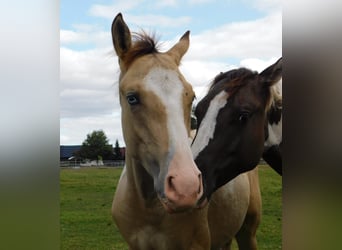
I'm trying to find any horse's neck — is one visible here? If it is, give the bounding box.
[124,154,158,204]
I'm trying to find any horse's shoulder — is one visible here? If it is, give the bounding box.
[207,174,250,246]
[213,174,250,207]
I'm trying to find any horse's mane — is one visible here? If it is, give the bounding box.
[270,80,282,109]
[124,31,160,67]
[268,80,282,123]
[209,68,257,94]
[209,68,282,112]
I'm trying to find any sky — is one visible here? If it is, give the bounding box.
[60,0,282,147]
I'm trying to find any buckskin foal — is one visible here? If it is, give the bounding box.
[111,13,208,250]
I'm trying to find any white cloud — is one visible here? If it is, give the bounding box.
[60,47,117,89]
[155,0,178,8]
[60,114,124,146]
[242,0,282,13]
[239,57,281,72]
[88,1,191,29]
[60,46,120,121]
[89,0,144,17]
[60,30,83,44]
[187,12,282,61]
[188,0,213,5]
[179,60,232,99]
[60,28,111,47]
[177,11,281,100]
[126,14,191,28]
[89,11,191,29]
[60,44,122,143]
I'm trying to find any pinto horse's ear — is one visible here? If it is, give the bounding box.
[260,57,282,86]
[111,13,132,60]
[166,31,190,65]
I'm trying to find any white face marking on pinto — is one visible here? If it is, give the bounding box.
[143,67,190,153]
[191,90,229,159]
[265,78,282,147]
[264,116,282,147]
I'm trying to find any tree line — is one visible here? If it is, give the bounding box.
[74,130,124,161]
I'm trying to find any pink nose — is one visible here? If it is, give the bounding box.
[165,171,203,209]
[162,150,203,212]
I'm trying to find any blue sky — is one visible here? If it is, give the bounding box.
[60,0,282,146]
[60,1,264,38]
[60,0,269,51]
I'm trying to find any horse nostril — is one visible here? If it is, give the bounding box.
[167,176,175,190]
[198,173,202,194]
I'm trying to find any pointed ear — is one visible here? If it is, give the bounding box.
[166,31,190,65]
[111,13,132,59]
[260,57,282,86]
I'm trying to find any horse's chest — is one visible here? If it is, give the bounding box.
[129,225,170,250]
[117,210,208,250]
[129,222,208,250]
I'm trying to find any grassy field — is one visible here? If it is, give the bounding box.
[60,165,281,249]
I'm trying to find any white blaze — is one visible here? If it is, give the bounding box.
[191,90,228,159]
[144,67,190,153]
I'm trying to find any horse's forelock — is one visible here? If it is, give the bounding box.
[123,32,160,68]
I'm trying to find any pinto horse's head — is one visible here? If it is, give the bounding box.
[111,13,204,213]
[192,58,282,200]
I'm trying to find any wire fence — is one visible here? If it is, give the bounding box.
[60,160,125,168]
[61,159,267,168]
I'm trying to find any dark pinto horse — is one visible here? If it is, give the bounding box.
[111,13,259,250]
[192,58,282,201]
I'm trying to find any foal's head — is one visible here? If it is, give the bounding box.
[192,58,282,199]
[111,13,203,213]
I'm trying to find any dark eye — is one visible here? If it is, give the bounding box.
[239,112,250,123]
[126,93,140,105]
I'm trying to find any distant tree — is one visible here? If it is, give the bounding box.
[113,139,122,160]
[78,130,113,160]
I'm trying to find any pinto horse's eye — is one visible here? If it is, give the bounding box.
[239,112,250,123]
[126,93,140,105]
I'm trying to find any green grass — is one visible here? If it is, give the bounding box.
[256,165,282,249]
[60,165,281,249]
[60,167,127,250]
